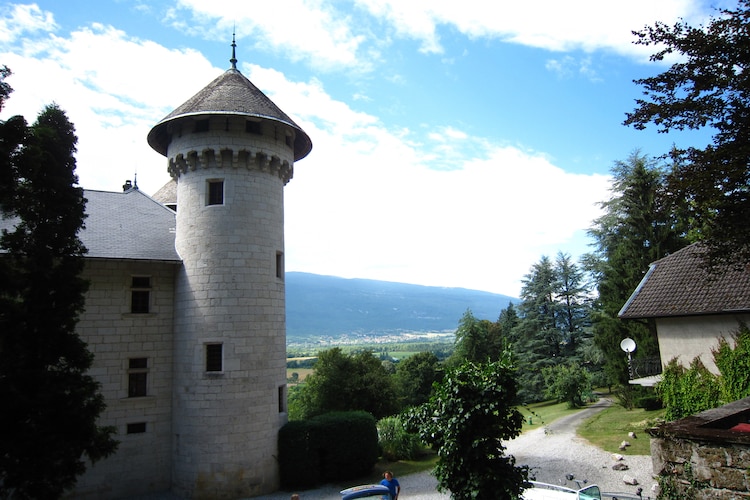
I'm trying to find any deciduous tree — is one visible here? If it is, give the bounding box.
[625,2,750,266]
[406,359,529,500]
[392,351,442,408]
[291,348,399,419]
[542,363,593,409]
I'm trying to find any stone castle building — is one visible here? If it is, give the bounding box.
[56,44,311,498]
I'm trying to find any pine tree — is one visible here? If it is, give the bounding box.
[514,256,562,401]
[587,151,687,388]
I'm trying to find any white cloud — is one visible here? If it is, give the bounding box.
[546,55,602,82]
[354,0,712,59]
[172,0,375,72]
[157,0,723,77]
[251,62,611,294]
[0,3,612,296]
[0,3,56,43]
[0,7,219,194]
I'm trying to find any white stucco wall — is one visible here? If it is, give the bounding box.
[656,314,750,374]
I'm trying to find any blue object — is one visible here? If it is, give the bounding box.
[340,484,392,499]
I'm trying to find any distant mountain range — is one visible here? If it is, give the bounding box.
[285,272,518,341]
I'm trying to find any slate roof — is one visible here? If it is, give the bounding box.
[151,179,177,207]
[1,188,181,262]
[619,243,750,319]
[147,68,312,161]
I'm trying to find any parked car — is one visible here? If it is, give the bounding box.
[340,484,391,500]
[522,481,601,500]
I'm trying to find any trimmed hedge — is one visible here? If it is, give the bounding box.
[279,411,379,490]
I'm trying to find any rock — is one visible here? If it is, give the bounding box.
[611,453,624,461]
[623,475,639,486]
[619,440,631,450]
[612,463,630,471]
[628,431,637,439]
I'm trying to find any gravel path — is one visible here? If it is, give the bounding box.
[504,398,657,498]
[251,398,658,500]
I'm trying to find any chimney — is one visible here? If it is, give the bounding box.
[123,180,133,192]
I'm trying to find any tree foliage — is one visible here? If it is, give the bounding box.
[392,351,442,408]
[586,152,686,389]
[625,1,750,266]
[0,65,11,110]
[541,363,593,409]
[0,91,118,497]
[512,253,593,402]
[448,309,506,366]
[290,348,399,420]
[406,359,529,500]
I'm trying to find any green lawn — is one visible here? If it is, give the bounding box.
[578,404,665,456]
[518,400,580,431]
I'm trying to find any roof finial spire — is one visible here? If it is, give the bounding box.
[230,28,237,70]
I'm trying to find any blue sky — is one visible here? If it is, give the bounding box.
[0,1,722,296]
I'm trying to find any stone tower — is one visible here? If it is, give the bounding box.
[147,42,311,498]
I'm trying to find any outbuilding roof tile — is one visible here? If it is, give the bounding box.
[619,243,750,319]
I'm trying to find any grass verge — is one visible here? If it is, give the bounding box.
[518,400,580,431]
[578,404,665,456]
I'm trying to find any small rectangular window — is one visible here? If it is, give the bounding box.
[206,344,223,372]
[276,251,284,279]
[194,119,209,133]
[246,120,262,135]
[127,422,147,434]
[278,385,286,413]
[207,180,224,206]
[131,276,151,314]
[128,357,148,397]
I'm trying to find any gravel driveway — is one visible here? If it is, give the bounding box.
[251,398,657,500]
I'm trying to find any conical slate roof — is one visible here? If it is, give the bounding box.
[147,68,312,161]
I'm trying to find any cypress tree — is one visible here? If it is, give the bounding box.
[0,100,118,498]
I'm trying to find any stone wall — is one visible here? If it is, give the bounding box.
[650,397,750,499]
[73,259,178,499]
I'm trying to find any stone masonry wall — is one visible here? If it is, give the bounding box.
[170,114,290,498]
[650,398,750,499]
[652,437,750,499]
[72,259,178,499]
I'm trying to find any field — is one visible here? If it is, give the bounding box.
[286,367,314,383]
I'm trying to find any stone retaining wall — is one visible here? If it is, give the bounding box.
[649,397,750,499]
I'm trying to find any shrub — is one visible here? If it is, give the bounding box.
[657,358,721,421]
[377,416,421,461]
[278,411,378,490]
[713,323,750,403]
[541,362,592,409]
